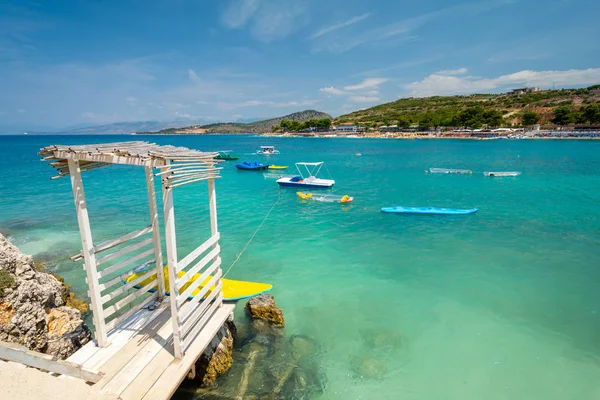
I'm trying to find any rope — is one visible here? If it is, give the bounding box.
[222,187,281,278]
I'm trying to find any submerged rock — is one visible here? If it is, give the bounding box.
[245,294,284,327]
[0,233,91,358]
[350,354,388,380]
[361,329,403,352]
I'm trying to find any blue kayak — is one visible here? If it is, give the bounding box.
[381,206,478,215]
[235,161,270,170]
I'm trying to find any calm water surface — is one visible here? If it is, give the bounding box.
[1,135,599,399]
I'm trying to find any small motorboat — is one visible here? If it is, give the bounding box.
[428,168,472,174]
[235,161,270,170]
[268,165,288,169]
[214,150,238,161]
[263,173,296,179]
[256,145,280,155]
[484,171,521,177]
[297,192,353,203]
[381,206,478,215]
[277,162,335,188]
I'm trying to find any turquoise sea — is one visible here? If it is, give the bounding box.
[1,135,599,399]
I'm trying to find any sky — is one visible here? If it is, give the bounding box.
[1,0,599,130]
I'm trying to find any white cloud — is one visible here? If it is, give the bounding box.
[221,0,308,42]
[310,13,371,39]
[350,96,380,103]
[126,96,138,103]
[312,0,517,53]
[221,0,261,28]
[218,99,317,110]
[435,67,468,76]
[319,86,346,95]
[344,78,388,91]
[406,68,600,97]
[188,68,202,84]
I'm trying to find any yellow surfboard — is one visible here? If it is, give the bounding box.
[268,165,288,169]
[123,266,272,301]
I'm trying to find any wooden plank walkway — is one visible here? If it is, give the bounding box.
[0,300,235,400]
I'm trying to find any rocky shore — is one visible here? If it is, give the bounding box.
[0,233,91,359]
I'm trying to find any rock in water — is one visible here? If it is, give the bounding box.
[192,320,235,387]
[245,294,284,327]
[0,233,92,358]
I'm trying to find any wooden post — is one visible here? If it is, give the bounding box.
[161,162,183,359]
[208,178,223,308]
[67,159,109,347]
[145,166,165,299]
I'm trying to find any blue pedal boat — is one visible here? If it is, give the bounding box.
[381,206,478,215]
[235,161,270,171]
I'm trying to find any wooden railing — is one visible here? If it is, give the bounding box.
[0,341,103,383]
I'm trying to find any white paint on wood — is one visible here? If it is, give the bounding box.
[68,159,108,347]
[97,249,155,281]
[145,166,165,299]
[96,238,153,266]
[100,265,155,303]
[103,279,157,320]
[0,341,103,383]
[176,233,220,273]
[176,245,220,291]
[177,260,221,308]
[161,160,183,360]
[181,279,222,336]
[104,292,159,334]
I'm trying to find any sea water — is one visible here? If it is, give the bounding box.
[0,135,599,399]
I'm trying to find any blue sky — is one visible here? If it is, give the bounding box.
[1,0,599,129]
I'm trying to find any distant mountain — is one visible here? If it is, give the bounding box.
[59,119,217,134]
[141,110,332,134]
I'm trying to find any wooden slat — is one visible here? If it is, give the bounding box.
[183,292,222,352]
[98,248,154,282]
[181,279,222,336]
[101,267,156,304]
[176,245,220,291]
[177,258,221,308]
[96,238,153,266]
[168,175,219,189]
[140,303,235,400]
[176,233,219,273]
[0,341,103,383]
[95,225,152,255]
[179,271,220,326]
[104,279,157,321]
[104,292,159,333]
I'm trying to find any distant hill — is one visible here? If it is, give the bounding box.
[58,119,217,134]
[141,110,332,134]
[335,86,600,128]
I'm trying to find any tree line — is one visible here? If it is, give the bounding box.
[551,104,600,125]
[272,118,332,132]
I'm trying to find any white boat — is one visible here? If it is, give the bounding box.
[429,168,472,174]
[256,145,280,155]
[484,171,522,177]
[276,162,335,188]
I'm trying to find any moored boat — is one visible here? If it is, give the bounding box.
[381,206,478,215]
[214,150,239,160]
[429,168,472,174]
[276,162,335,188]
[256,145,280,155]
[483,171,521,177]
[235,161,270,170]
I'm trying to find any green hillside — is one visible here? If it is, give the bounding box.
[335,86,600,129]
[142,110,331,134]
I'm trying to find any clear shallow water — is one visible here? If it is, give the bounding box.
[1,135,599,399]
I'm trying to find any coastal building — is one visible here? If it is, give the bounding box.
[335,125,358,132]
[509,87,541,95]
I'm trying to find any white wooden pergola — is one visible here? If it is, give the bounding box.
[40,141,224,359]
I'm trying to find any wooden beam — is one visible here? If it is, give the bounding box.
[161,160,183,360]
[0,340,103,383]
[67,159,109,347]
[146,166,165,299]
[176,233,220,273]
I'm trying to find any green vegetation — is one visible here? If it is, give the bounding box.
[0,269,15,297]
[522,111,541,126]
[141,110,332,134]
[335,86,600,129]
[273,118,331,132]
[552,104,600,125]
